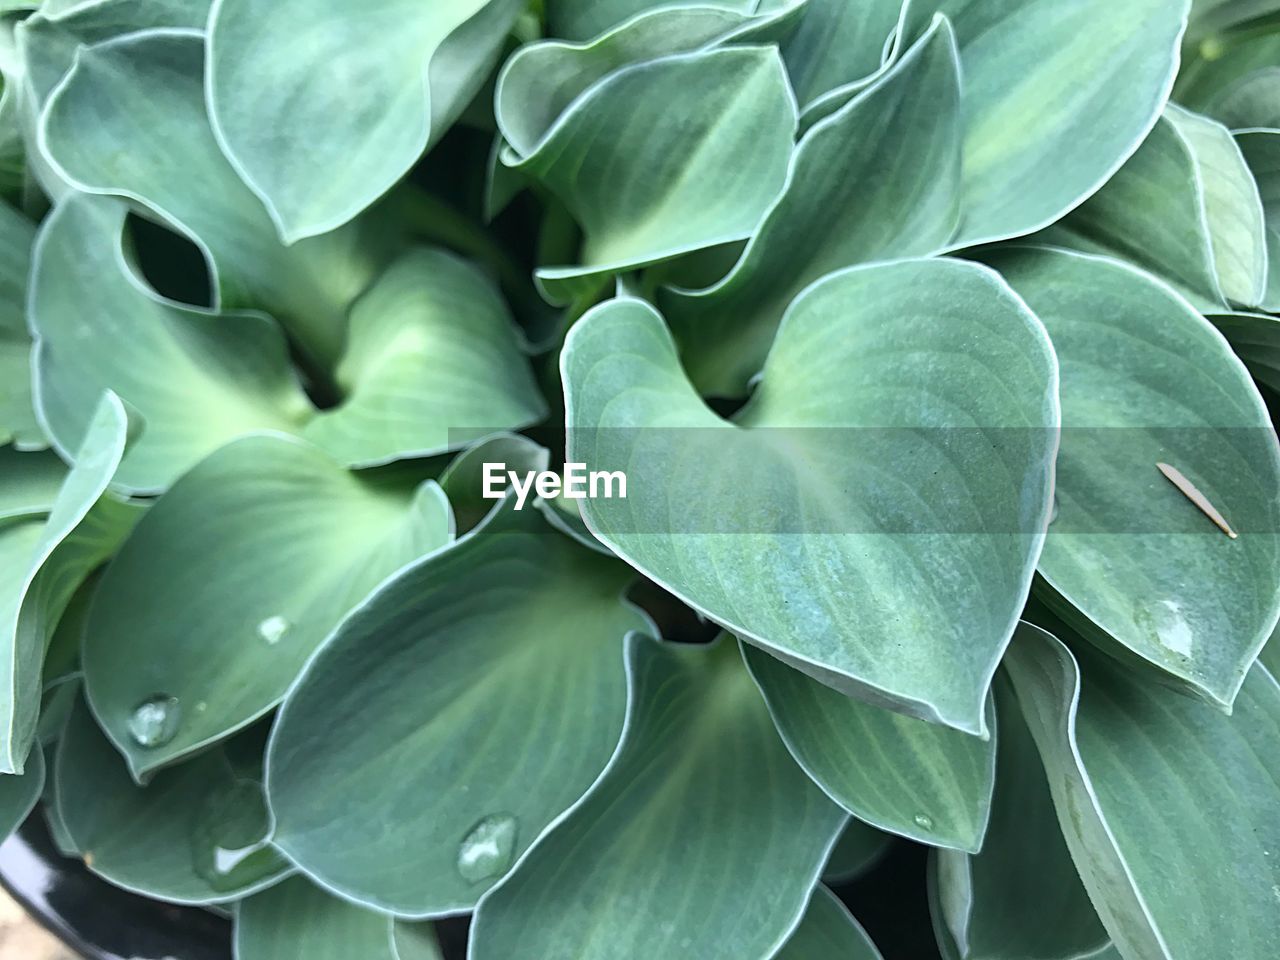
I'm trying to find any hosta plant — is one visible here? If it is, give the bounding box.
[1,0,1280,958]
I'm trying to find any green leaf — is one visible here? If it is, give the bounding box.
[1211,309,1280,392]
[0,393,135,774]
[902,0,1188,245]
[268,503,649,916]
[29,193,312,493]
[508,45,796,305]
[82,433,452,779]
[0,200,39,450]
[300,248,546,467]
[930,679,1108,960]
[437,432,550,533]
[1037,115,1229,312]
[660,15,962,394]
[40,27,393,367]
[564,260,1057,733]
[236,877,435,960]
[746,644,997,852]
[496,5,783,158]
[775,885,883,960]
[779,0,902,108]
[0,447,65,522]
[1175,29,1280,129]
[0,733,42,838]
[469,634,846,960]
[822,820,893,884]
[988,246,1280,707]
[208,0,523,242]
[546,0,755,42]
[1236,129,1280,312]
[1004,621,1280,960]
[55,695,292,904]
[1164,103,1268,306]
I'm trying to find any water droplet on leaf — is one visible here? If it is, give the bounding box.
[191,779,282,893]
[913,813,934,830]
[457,814,518,884]
[127,695,181,748]
[256,615,291,645]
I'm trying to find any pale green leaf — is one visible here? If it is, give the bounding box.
[82,433,452,779]
[988,246,1280,707]
[775,886,883,960]
[779,0,902,107]
[509,45,797,305]
[469,635,846,960]
[30,193,312,494]
[1037,115,1228,312]
[930,678,1108,960]
[1164,103,1268,305]
[1236,129,1280,312]
[208,0,523,242]
[547,0,755,42]
[746,643,997,852]
[0,393,135,774]
[56,696,292,904]
[496,5,780,158]
[437,432,550,532]
[564,259,1057,733]
[40,28,393,367]
[301,248,545,467]
[1004,621,1280,960]
[0,200,39,449]
[268,503,649,916]
[902,0,1188,244]
[235,877,407,960]
[1175,29,1280,129]
[660,15,962,395]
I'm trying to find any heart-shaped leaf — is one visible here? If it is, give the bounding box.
[929,678,1108,960]
[469,634,846,960]
[268,502,649,916]
[0,393,137,774]
[82,433,453,779]
[660,15,962,394]
[300,248,546,467]
[565,259,1057,733]
[745,644,997,852]
[236,877,441,960]
[776,885,883,960]
[0,200,39,449]
[29,193,312,493]
[40,28,392,367]
[208,0,522,242]
[901,0,1188,245]
[55,695,292,904]
[1004,620,1280,960]
[988,246,1280,707]
[508,45,797,305]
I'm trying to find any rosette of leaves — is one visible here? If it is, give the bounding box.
[0,1,1278,959]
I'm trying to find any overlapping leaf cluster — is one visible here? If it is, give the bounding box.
[0,0,1278,958]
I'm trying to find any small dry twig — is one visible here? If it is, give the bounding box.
[1156,462,1237,539]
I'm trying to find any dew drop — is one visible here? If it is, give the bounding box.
[191,779,282,893]
[127,695,181,749]
[913,813,935,831]
[456,814,518,884]
[256,615,291,645]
